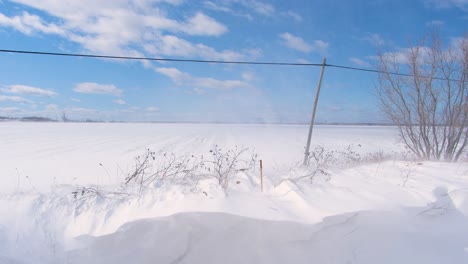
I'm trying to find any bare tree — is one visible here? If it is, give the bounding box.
[377,32,467,161]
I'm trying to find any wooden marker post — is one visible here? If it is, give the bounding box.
[260,160,263,192]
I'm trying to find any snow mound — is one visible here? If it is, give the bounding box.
[66,208,468,264]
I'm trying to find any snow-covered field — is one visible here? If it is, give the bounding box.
[0,122,467,263]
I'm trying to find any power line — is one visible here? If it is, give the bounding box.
[0,49,322,67]
[326,64,414,77]
[326,64,460,82]
[0,48,463,82]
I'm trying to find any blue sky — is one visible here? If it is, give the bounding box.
[0,0,466,123]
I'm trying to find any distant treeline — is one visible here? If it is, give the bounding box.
[0,116,103,123]
[0,116,393,126]
[0,116,56,122]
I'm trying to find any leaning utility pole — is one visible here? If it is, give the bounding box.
[303,58,327,166]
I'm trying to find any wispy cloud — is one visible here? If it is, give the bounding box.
[424,0,468,11]
[66,107,98,113]
[296,58,311,64]
[279,32,311,52]
[144,34,246,61]
[0,95,32,103]
[203,0,274,19]
[114,99,127,105]
[279,32,329,55]
[371,46,433,64]
[203,1,232,12]
[426,20,445,26]
[0,11,65,35]
[236,0,275,16]
[363,33,385,46]
[241,72,256,82]
[281,11,302,22]
[45,104,59,111]
[73,83,123,96]
[349,57,371,67]
[155,67,252,91]
[0,107,21,113]
[182,12,227,36]
[146,106,159,112]
[203,1,253,20]
[1,84,57,96]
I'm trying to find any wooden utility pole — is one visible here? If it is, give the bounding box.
[303,58,327,166]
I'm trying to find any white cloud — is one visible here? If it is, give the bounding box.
[0,11,65,35]
[2,84,57,96]
[426,20,445,26]
[0,1,242,62]
[45,104,59,111]
[145,34,246,61]
[313,40,329,55]
[203,1,232,12]
[114,99,127,105]
[279,32,312,53]
[0,95,32,103]
[119,109,136,113]
[296,58,311,64]
[155,67,189,83]
[0,107,21,113]
[281,11,302,22]
[203,1,253,20]
[349,57,371,67]
[70,98,81,103]
[234,0,275,16]
[192,87,207,95]
[73,83,123,96]
[279,32,329,55]
[66,107,97,113]
[182,12,227,36]
[241,72,255,82]
[155,67,251,90]
[424,0,468,10]
[363,33,385,46]
[203,0,274,19]
[376,46,433,64]
[154,0,184,5]
[146,106,159,112]
[8,1,226,36]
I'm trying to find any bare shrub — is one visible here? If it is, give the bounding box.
[377,32,468,161]
[199,145,257,191]
[71,146,258,200]
[124,149,201,194]
[297,145,335,183]
[72,186,102,200]
[295,144,404,183]
[72,186,133,203]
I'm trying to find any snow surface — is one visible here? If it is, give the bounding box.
[0,122,467,263]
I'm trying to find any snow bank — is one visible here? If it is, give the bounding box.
[68,206,468,264]
[1,168,467,263]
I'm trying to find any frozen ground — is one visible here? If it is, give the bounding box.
[0,122,467,263]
